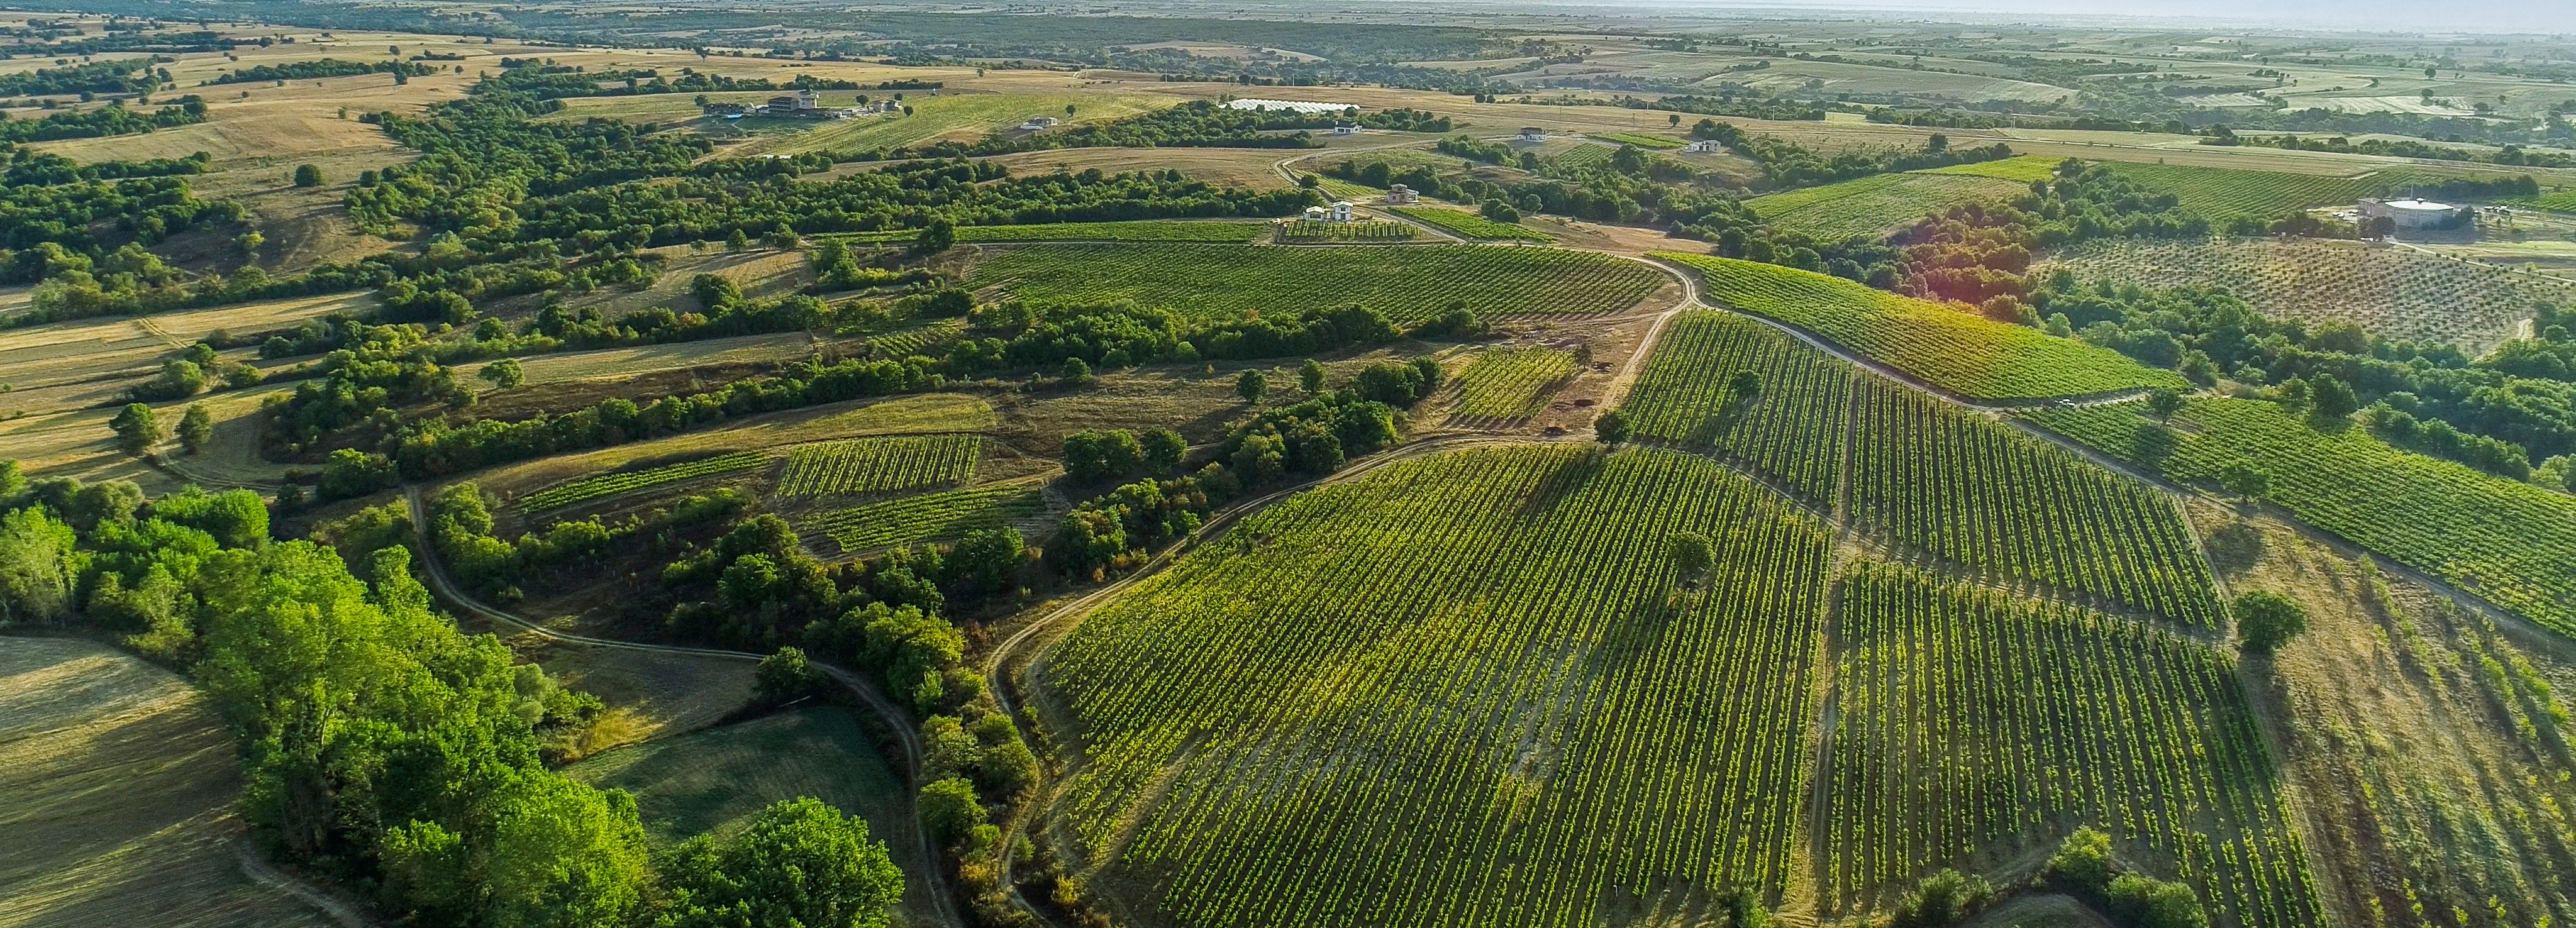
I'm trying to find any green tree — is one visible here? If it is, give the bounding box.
[1727,370,1763,404]
[109,402,160,456]
[1667,531,1714,583]
[2233,590,2309,653]
[176,403,213,454]
[292,163,322,187]
[662,798,904,928]
[2043,826,2115,892]
[1063,429,1146,483]
[1058,355,1091,384]
[2146,387,2185,420]
[945,528,1025,594]
[753,646,824,705]
[0,507,79,622]
[2108,874,2208,928]
[1594,409,1631,445]
[1141,428,1187,473]
[1299,357,1328,394]
[479,358,526,390]
[2309,373,2358,420]
[911,219,955,255]
[1237,368,1268,404]
[2217,460,2267,499]
[918,776,985,844]
[1889,869,1996,928]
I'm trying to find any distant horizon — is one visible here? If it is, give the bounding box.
[1555,0,2576,35]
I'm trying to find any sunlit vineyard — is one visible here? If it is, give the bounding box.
[1589,132,1684,149]
[519,451,769,512]
[1656,253,2189,399]
[1849,378,2223,627]
[774,434,981,497]
[1745,172,2028,241]
[1918,155,2062,183]
[806,483,1045,554]
[970,245,1665,325]
[1826,563,2321,928]
[1391,206,1555,240]
[2023,397,2576,636]
[2104,163,2386,225]
[835,221,1270,244]
[867,319,966,360]
[1037,444,1831,928]
[1546,144,1612,170]
[1619,311,1851,503]
[1274,219,1418,242]
[2038,236,2564,348]
[1447,346,1577,421]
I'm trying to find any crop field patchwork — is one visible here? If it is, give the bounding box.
[1390,206,1554,240]
[1745,172,2030,241]
[2038,236,2568,348]
[1447,346,1577,421]
[518,451,771,512]
[1619,311,1852,503]
[1036,445,1832,928]
[1657,253,2188,399]
[775,433,982,497]
[970,245,1666,325]
[806,483,1046,554]
[1824,563,2319,927]
[2023,397,2576,637]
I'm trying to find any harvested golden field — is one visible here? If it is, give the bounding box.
[452,332,819,390]
[0,638,336,928]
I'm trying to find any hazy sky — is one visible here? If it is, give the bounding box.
[1635,0,2576,34]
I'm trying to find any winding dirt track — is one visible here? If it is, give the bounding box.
[400,487,965,928]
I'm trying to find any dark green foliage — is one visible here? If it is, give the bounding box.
[657,797,904,928]
[1236,368,1267,404]
[209,58,437,84]
[292,163,323,187]
[2045,826,2117,892]
[2109,875,2210,928]
[108,403,158,456]
[943,528,1026,595]
[1064,429,1147,483]
[918,776,985,844]
[0,59,159,97]
[2232,590,2309,653]
[1595,409,1631,445]
[1888,870,1997,928]
[175,405,214,455]
[1351,358,1441,407]
[753,647,827,705]
[0,96,208,143]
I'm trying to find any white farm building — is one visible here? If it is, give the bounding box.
[2361,198,2469,231]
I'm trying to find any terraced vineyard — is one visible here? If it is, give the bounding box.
[1036,444,1832,928]
[1658,253,2188,399]
[1850,380,2223,628]
[806,483,1045,554]
[1745,172,2029,241]
[1619,311,1853,503]
[970,245,1665,326]
[1826,563,2321,928]
[1391,206,1554,240]
[1447,346,1577,421]
[2023,397,2576,637]
[775,434,981,497]
[519,451,770,512]
[2039,236,2565,348]
[2102,163,2384,224]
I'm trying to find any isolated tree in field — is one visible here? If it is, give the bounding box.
[176,404,213,455]
[1058,356,1091,384]
[1141,428,1187,473]
[2233,590,2309,653]
[292,163,322,187]
[1668,113,1681,127]
[1594,409,1630,445]
[661,797,903,928]
[2146,387,2184,421]
[109,402,160,456]
[753,646,824,705]
[1236,368,1268,404]
[2218,461,2267,500]
[1298,358,1326,394]
[1728,370,1763,404]
[1667,531,1713,583]
[479,358,525,390]
[1064,103,1076,118]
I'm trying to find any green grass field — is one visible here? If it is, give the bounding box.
[1745,172,2030,241]
[970,244,1665,325]
[563,705,941,925]
[1589,131,1684,149]
[1655,253,2188,399]
[1917,154,2062,183]
[2524,189,2576,213]
[2023,396,2576,637]
[1390,206,1554,240]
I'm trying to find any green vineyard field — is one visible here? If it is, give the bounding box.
[1589,132,1685,149]
[519,451,769,512]
[1275,219,1419,243]
[2102,163,2383,224]
[806,483,1045,553]
[1656,253,2189,399]
[1827,563,2321,927]
[774,434,982,497]
[832,220,1269,244]
[970,245,1664,325]
[2023,397,2576,636]
[1038,444,1832,928]
[1918,155,2062,183]
[1391,206,1554,241]
[867,319,967,360]
[1448,346,1577,420]
[1745,172,2029,241]
[2038,236,2564,348]
[1619,311,1852,503]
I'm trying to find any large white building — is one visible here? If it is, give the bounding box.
[2361,198,2468,231]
